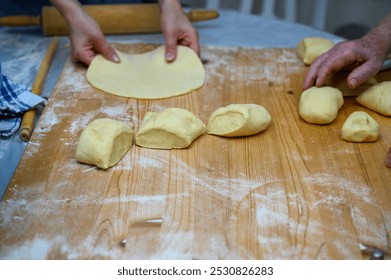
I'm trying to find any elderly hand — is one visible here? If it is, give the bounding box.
[159,0,200,61]
[302,13,391,91]
[302,38,388,90]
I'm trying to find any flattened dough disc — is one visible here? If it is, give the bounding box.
[86,45,205,99]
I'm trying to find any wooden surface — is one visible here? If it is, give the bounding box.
[1,44,391,259]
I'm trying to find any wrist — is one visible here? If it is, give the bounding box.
[159,0,183,12]
[49,0,86,26]
[370,14,391,54]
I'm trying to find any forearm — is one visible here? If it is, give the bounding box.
[49,0,86,27]
[158,0,182,8]
[362,13,391,55]
[158,0,183,14]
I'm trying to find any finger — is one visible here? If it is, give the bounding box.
[77,52,94,65]
[186,30,200,56]
[164,34,178,62]
[97,42,120,63]
[347,59,383,88]
[71,42,95,65]
[302,54,328,90]
[314,50,357,87]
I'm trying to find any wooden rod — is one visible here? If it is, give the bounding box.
[19,37,59,142]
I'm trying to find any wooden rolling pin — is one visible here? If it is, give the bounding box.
[0,4,219,36]
[19,37,59,142]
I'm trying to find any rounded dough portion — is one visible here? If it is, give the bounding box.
[356,81,391,116]
[206,104,271,137]
[341,111,380,142]
[136,108,206,149]
[76,118,134,169]
[296,37,333,65]
[299,86,343,124]
[86,45,205,99]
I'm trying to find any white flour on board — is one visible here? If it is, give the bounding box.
[2,150,388,259]
[55,63,91,93]
[203,46,302,90]
[303,173,375,206]
[1,46,388,260]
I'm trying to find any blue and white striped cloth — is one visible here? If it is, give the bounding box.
[0,63,47,137]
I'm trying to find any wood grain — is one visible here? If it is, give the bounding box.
[1,44,390,259]
[20,37,59,142]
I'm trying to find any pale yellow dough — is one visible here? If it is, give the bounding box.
[296,37,333,65]
[341,111,380,142]
[206,104,271,137]
[356,81,391,116]
[86,45,205,99]
[136,108,206,149]
[76,118,134,169]
[299,86,344,124]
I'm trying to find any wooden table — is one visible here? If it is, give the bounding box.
[1,44,390,259]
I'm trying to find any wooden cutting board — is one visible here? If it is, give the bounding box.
[1,44,391,259]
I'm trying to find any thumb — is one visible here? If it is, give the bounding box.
[97,41,120,63]
[164,35,178,62]
[347,60,381,89]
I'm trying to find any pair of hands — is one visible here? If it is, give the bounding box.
[67,1,199,65]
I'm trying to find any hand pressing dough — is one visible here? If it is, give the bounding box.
[296,37,333,65]
[341,111,380,142]
[299,86,343,124]
[76,118,134,169]
[206,104,271,137]
[136,108,206,149]
[356,81,391,116]
[86,45,205,99]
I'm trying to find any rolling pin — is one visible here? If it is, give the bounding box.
[19,37,59,142]
[0,4,219,36]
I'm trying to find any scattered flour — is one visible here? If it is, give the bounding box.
[1,46,388,260]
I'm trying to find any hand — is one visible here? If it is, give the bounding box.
[302,13,391,91]
[67,12,120,65]
[49,0,119,65]
[302,38,387,90]
[159,0,200,61]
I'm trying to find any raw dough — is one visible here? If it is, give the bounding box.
[136,108,206,149]
[75,118,134,169]
[356,81,391,116]
[341,111,380,142]
[86,45,205,99]
[299,86,344,124]
[296,37,333,65]
[206,104,271,137]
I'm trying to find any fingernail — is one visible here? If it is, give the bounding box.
[350,78,357,88]
[166,53,175,61]
[112,54,120,63]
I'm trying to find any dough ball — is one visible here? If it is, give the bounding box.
[299,86,343,124]
[86,45,205,99]
[75,118,134,169]
[296,37,333,65]
[341,111,380,142]
[356,81,391,116]
[206,104,271,137]
[136,108,206,149]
